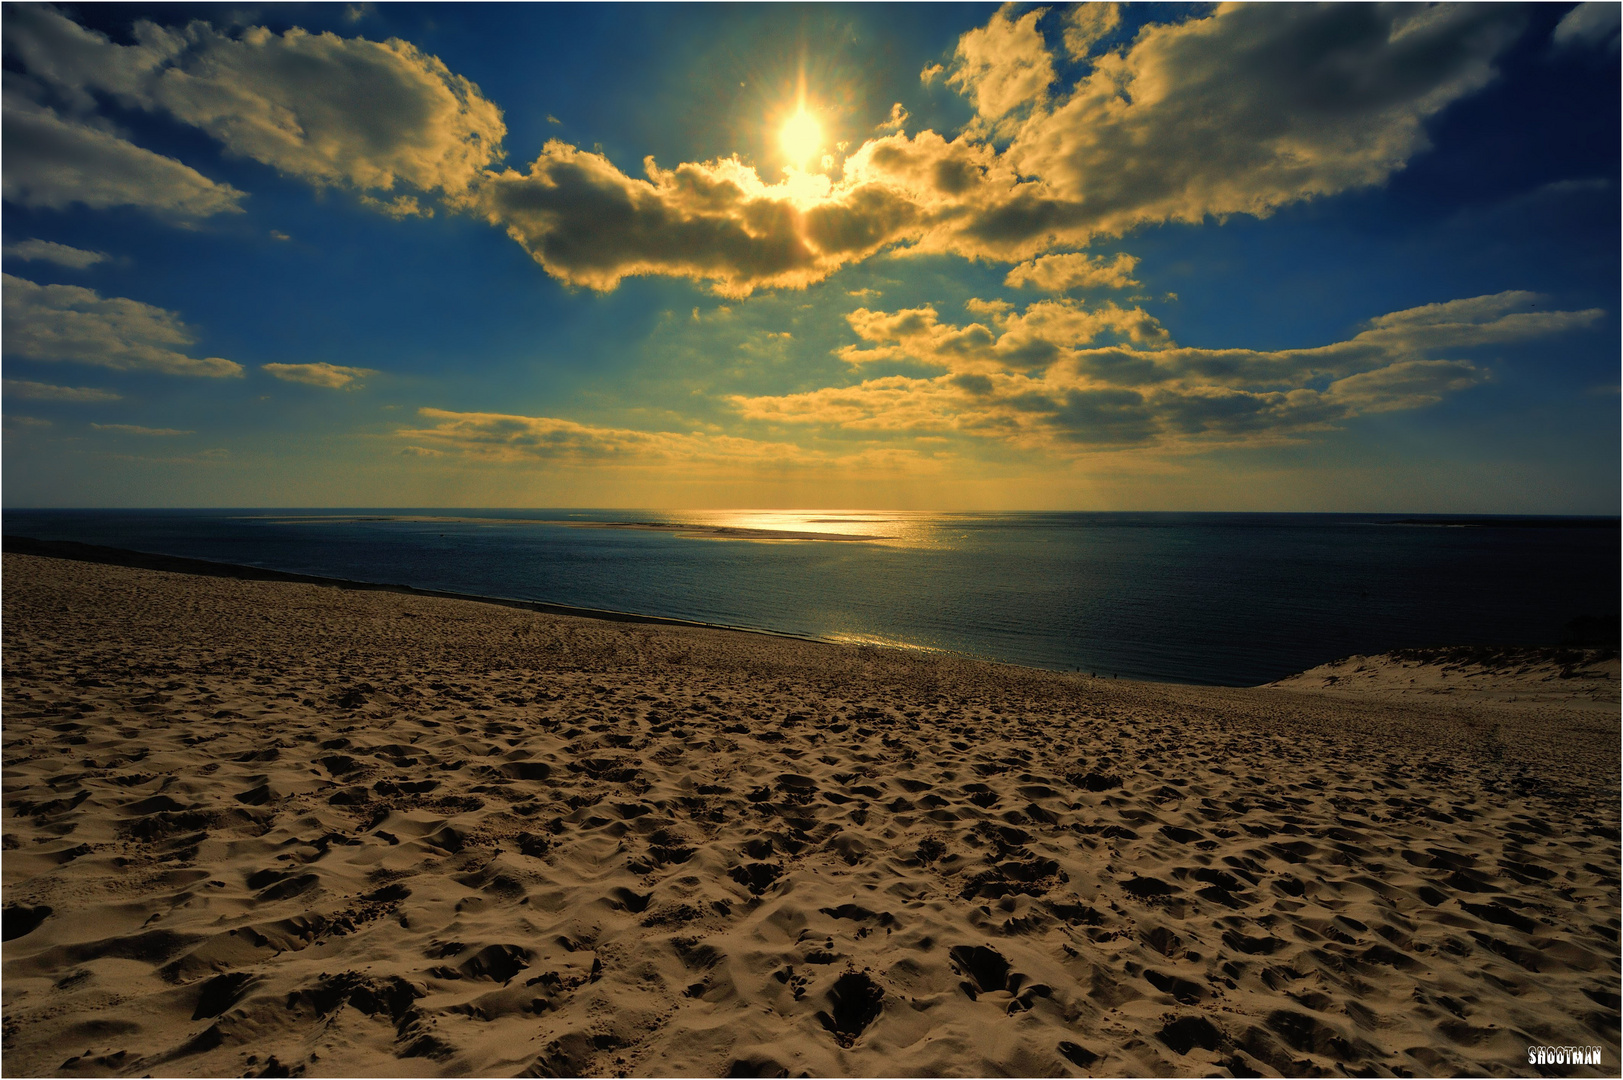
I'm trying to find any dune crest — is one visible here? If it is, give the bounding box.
[3,554,1618,1077]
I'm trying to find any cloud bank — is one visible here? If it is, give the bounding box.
[731,292,1601,452]
[396,408,919,471]
[393,409,949,480]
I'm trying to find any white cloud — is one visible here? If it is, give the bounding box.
[1352,291,1603,351]
[1553,2,1620,50]
[4,378,120,401]
[3,7,505,210]
[471,125,1096,295]
[3,273,243,377]
[3,6,176,109]
[90,422,194,435]
[1,92,245,219]
[3,238,107,268]
[142,24,505,198]
[472,143,924,296]
[1323,359,1486,414]
[836,298,1168,375]
[995,5,1522,241]
[262,361,377,389]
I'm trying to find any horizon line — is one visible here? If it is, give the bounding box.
[4,507,1619,519]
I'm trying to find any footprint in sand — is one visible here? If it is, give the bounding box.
[816,971,884,1047]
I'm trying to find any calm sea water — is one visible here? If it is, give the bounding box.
[5,509,1617,686]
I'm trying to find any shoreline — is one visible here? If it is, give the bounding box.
[6,535,1613,693]
[2,552,1618,1076]
[0,534,823,644]
[0,535,1240,687]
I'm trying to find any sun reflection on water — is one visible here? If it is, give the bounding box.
[663,509,945,545]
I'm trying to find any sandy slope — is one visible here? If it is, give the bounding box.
[2,553,1618,1078]
[1267,647,1619,713]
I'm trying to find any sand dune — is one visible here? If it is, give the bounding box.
[3,553,1618,1077]
[1267,647,1619,712]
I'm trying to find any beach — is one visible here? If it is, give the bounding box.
[2,552,1618,1077]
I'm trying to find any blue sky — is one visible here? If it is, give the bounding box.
[3,2,1618,511]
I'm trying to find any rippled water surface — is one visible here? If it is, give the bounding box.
[6,509,1616,685]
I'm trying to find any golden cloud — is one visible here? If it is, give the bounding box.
[946,5,1056,124]
[731,292,1599,452]
[1062,3,1121,59]
[995,5,1521,237]
[1004,252,1139,292]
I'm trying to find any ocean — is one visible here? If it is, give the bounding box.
[4,509,1617,686]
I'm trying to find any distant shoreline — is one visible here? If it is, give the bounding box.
[0,535,818,643]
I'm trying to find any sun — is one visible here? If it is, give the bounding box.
[779,109,822,170]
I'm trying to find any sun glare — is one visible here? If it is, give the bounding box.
[779,109,822,170]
